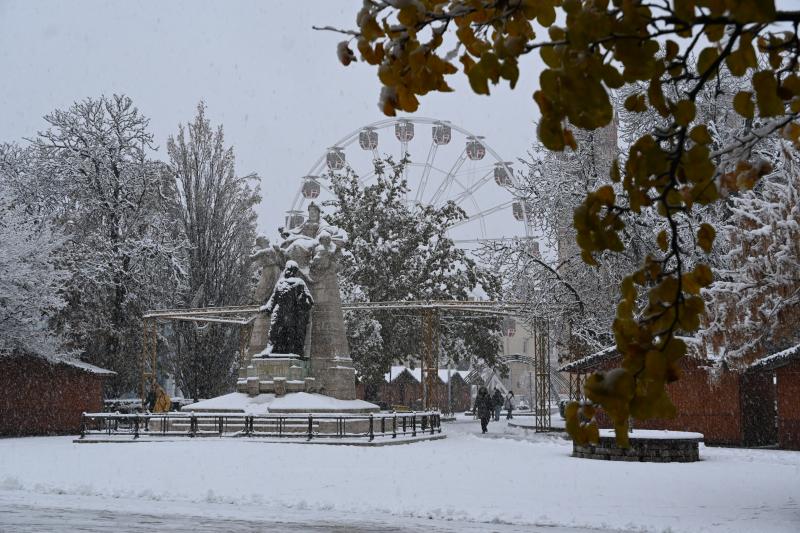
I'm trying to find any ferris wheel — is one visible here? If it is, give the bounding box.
[287,117,532,247]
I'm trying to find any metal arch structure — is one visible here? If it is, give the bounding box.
[139,301,525,406]
[341,300,528,412]
[462,322,555,432]
[139,306,260,402]
[339,299,561,433]
[288,117,532,243]
[139,301,557,433]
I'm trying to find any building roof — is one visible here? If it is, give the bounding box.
[384,365,469,384]
[558,345,618,373]
[1,352,115,375]
[558,337,706,373]
[59,358,116,375]
[748,343,800,372]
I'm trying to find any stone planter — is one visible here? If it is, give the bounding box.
[572,430,703,462]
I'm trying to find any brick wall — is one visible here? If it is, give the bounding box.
[777,360,800,450]
[585,358,776,446]
[740,370,778,446]
[0,356,106,436]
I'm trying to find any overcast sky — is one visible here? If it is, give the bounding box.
[0,0,544,236]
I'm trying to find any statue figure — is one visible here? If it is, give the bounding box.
[310,233,341,276]
[259,260,314,356]
[283,202,346,249]
[276,203,347,284]
[239,202,356,400]
[250,236,284,303]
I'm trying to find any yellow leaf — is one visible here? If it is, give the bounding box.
[693,263,713,287]
[697,46,719,74]
[664,40,679,61]
[673,100,696,126]
[733,91,755,118]
[753,70,785,117]
[537,114,565,151]
[697,223,716,253]
[337,41,356,66]
[689,125,712,145]
[596,185,615,205]
[728,0,776,23]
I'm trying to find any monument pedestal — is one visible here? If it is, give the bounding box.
[310,355,356,400]
[236,353,317,396]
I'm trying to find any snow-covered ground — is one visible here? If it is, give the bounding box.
[1,416,798,532]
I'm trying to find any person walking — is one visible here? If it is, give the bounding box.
[492,388,504,422]
[505,390,515,420]
[475,386,493,434]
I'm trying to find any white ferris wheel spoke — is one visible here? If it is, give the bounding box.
[429,148,467,206]
[290,117,531,244]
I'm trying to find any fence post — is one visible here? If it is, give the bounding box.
[412,412,416,437]
[402,415,407,434]
[218,416,224,436]
[80,413,86,439]
[392,415,397,439]
[190,414,197,437]
[133,415,140,439]
[430,414,435,435]
[307,414,313,441]
[422,414,427,432]
[369,414,374,441]
[380,416,385,436]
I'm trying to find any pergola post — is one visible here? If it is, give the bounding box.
[533,318,551,432]
[421,308,440,411]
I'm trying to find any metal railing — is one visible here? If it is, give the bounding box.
[80,411,442,442]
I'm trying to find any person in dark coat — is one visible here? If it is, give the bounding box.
[475,386,493,434]
[505,390,515,420]
[491,388,504,421]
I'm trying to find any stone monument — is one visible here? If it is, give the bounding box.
[237,202,358,400]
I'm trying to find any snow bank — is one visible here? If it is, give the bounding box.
[597,428,704,440]
[181,392,275,414]
[182,392,378,414]
[268,392,378,412]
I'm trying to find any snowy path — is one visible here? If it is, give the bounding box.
[1,416,798,532]
[0,491,596,532]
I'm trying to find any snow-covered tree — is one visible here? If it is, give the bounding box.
[615,70,800,365]
[480,121,649,361]
[25,95,187,394]
[165,103,261,399]
[0,170,69,359]
[326,156,502,395]
[702,146,800,363]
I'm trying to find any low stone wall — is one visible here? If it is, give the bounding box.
[573,432,702,462]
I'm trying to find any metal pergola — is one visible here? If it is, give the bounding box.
[339,301,547,416]
[139,300,554,431]
[140,306,260,401]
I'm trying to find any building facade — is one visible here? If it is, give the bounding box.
[0,355,114,436]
